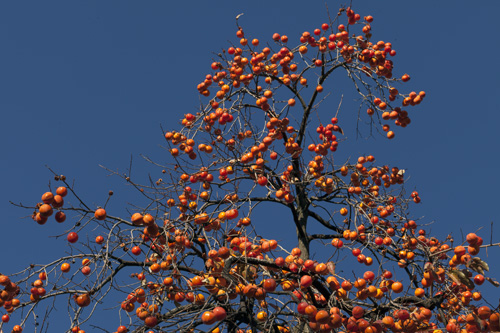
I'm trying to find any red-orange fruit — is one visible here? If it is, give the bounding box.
[94,208,107,220]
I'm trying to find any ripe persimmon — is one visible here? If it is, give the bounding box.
[54,211,66,223]
[34,213,47,225]
[67,232,78,243]
[391,281,403,293]
[75,294,90,307]
[144,316,158,328]
[315,310,329,324]
[131,213,143,225]
[414,288,425,297]
[94,208,106,220]
[41,192,54,204]
[39,204,53,217]
[117,326,128,333]
[56,186,68,197]
[256,310,267,321]
[263,278,277,292]
[478,306,491,320]
[201,311,216,325]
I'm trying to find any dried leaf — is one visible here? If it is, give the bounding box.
[469,262,484,275]
[424,262,435,271]
[447,269,461,283]
[477,315,487,331]
[460,269,475,289]
[473,257,489,272]
[244,265,257,282]
[469,257,489,275]
[326,262,336,275]
[460,276,475,290]
[448,270,474,289]
[236,263,245,276]
[486,277,500,287]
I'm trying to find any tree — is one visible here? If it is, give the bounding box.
[2,4,499,333]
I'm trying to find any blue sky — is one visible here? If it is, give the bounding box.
[1,1,500,332]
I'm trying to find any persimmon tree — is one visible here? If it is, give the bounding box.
[2,5,500,333]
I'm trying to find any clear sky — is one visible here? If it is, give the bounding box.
[1,1,500,332]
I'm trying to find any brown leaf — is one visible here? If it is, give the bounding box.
[448,269,474,289]
[326,262,336,275]
[423,262,434,271]
[477,314,487,331]
[469,261,485,275]
[473,257,489,272]
[486,277,500,287]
